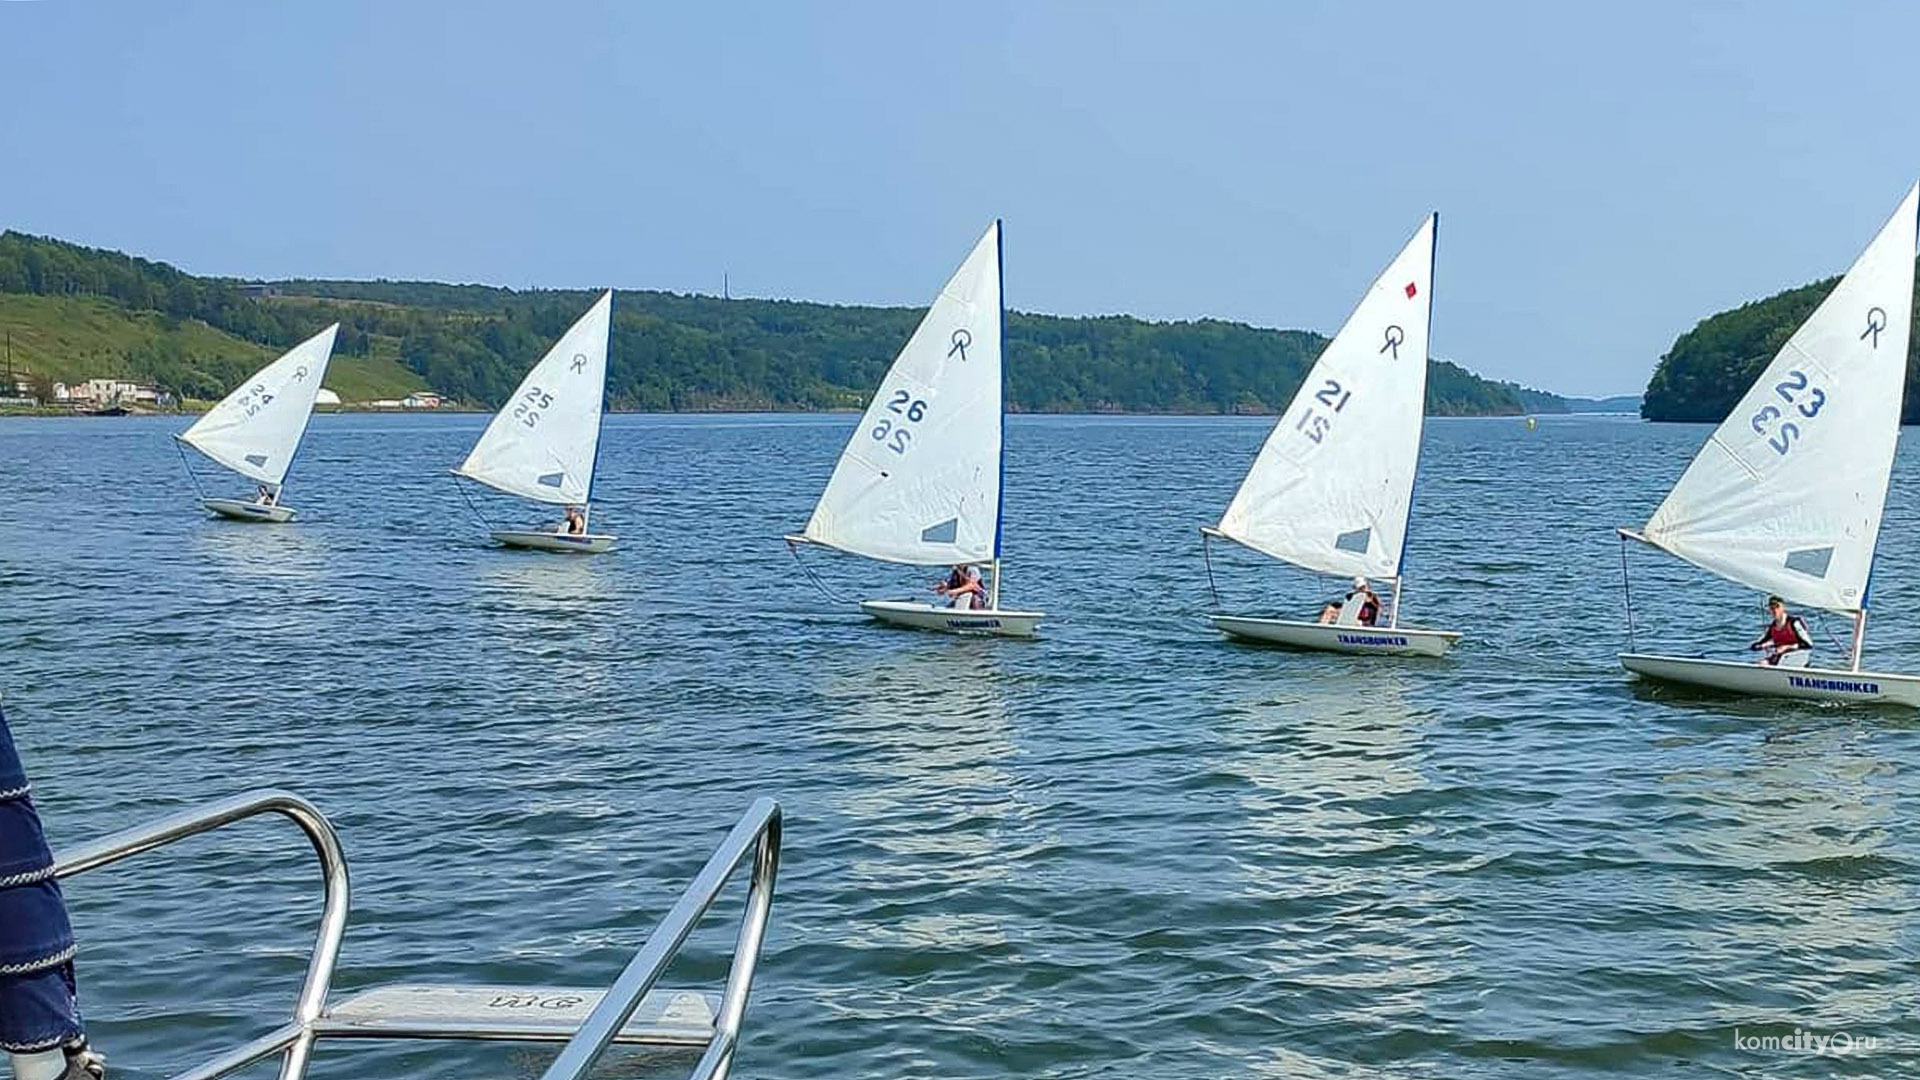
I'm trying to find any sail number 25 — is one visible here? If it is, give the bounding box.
[1749,369,1826,456]
[871,389,928,454]
[1295,379,1353,444]
[512,386,556,428]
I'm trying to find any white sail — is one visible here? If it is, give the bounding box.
[1636,185,1918,613]
[1214,214,1437,579]
[802,221,1004,566]
[456,291,612,505]
[179,323,339,486]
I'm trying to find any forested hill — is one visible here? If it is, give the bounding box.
[1642,261,1920,422]
[1,230,1549,414]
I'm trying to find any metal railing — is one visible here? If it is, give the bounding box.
[52,789,781,1080]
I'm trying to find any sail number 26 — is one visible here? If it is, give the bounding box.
[1749,369,1826,456]
[871,389,928,454]
[1295,379,1353,444]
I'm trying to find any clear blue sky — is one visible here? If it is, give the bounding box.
[2,1,1914,397]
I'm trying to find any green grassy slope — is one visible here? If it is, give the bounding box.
[0,294,425,402]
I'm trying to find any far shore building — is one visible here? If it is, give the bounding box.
[368,392,444,410]
[51,379,169,409]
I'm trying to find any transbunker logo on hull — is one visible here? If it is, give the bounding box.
[1786,675,1881,695]
[1337,633,1411,647]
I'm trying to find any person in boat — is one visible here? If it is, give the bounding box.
[558,506,587,536]
[0,703,106,1080]
[1750,595,1813,666]
[254,484,277,507]
[1318,576,1381,626]
[935,564,987,610]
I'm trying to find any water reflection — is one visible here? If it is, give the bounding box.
[1666,732,1908,1028]
[814,637,1023,950]
[1217,667,1466,1064]
[191,515,331,582]
[464,549,625,704]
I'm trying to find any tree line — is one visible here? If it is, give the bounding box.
[0,230,1543,414]
[1642,263,1920,422]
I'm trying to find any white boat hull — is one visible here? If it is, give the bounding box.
[490,529,617,554]
[1620,653,1920,707]
[860,600,1043,638]
[204,498,296,523]
[1210,615,1460,657]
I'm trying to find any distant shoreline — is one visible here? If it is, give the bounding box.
[1,406,1650,421]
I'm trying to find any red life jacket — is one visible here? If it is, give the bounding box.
[1763,617,1807,649]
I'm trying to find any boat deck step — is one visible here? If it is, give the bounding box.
[319,984,719,1045]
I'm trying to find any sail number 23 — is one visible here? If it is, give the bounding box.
[1295,379,1353,444]
[871,389,928,454]
[1749,369,1826,456]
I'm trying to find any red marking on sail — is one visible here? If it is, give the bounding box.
[1404,282,1418,299]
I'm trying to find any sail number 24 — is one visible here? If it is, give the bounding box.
[1295,379,1352,444]
[871,389,928,454]
[1750,369,1826,456]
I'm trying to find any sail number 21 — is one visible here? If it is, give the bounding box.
[1295,379,1353,444]
[1749,369,1826,456]
[871,389,928,454]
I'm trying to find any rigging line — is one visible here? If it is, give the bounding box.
[450,475,496,532]
[173,439,208,501]
[1810,609,1851,655]
[786,538,858,607]
[1201,530,1221,611]
[1619,534,1637,654]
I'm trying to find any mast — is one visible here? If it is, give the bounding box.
[1394,211,1438,613]
[992,217,1007,574]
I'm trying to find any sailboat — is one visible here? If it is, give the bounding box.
[1619,184,1920,705]
[786,220,1043,637]
[176,323,339,523]
[453,291,616,554]
[1201,213,1461,657]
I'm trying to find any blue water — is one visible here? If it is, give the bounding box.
[2,412,1916,1078]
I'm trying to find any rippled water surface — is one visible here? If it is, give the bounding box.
[3,412,1919,1078]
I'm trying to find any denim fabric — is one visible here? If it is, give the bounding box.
[0,704,83,1049]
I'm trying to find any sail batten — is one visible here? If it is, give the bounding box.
[802,222,1003,567]
[180,324,339,486]
[1213,214,1437,579]
[1638,185,1918,613]
[456,291,612,506]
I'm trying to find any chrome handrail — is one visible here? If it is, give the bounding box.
[539,795,781,1080]
[51,789,781,1080]
[53,789,349,1080]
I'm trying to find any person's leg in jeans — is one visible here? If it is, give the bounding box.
[0,702,103,1079]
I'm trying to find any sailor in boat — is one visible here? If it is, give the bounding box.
[254,484,278,507]
[1749,595,1814,667]
[556,506,587,536]
[1318,576,1381,626]
[0,703,106,1079]
[935,564,987,610]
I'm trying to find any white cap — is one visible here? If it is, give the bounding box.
[1351,576,1368,589]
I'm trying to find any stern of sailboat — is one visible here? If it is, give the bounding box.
[204,497,297,523]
